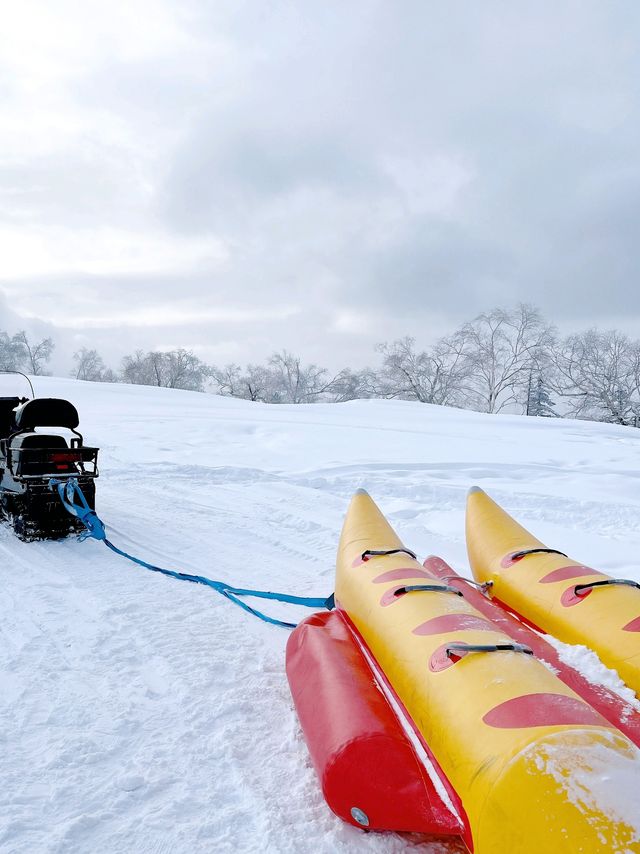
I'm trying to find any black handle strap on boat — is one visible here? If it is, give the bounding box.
[574,579,640,597]
[438,575,493,593]
[362,547,418,561]
[510,547,568,560]
[446,642,533,659]
[394,584,463,597]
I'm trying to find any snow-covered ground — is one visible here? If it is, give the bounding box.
[2,376,640,854]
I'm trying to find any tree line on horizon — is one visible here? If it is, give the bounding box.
[1,304,640,427]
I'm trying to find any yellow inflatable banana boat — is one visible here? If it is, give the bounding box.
[332,489,640,853]
[466,486,640,697]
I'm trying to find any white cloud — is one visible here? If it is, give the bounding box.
[32,303,300,330]
[0,226,227,280]
[1,1,640,374]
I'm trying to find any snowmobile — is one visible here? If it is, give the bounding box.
[0,379,99,540]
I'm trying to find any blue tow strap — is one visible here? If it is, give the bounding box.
[50,478,335,629]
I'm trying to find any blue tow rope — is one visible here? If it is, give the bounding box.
[50,478,334,629]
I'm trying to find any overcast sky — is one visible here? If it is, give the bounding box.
[1,1,640,375]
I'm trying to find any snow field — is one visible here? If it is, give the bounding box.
[2,376,640,853]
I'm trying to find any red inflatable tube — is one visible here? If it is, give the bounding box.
[285,610,462,836]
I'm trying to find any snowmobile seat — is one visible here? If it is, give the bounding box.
[0,397,22,440]
[13,433,68,450]
[12,398,80,433]
[10,432,71,477]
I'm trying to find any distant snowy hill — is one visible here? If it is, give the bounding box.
[2,376,640,853]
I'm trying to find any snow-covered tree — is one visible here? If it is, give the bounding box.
[268,351,335,403]
[211,363,275,402]
[211,353,366,404]
[15,331,54,376]
[73,347,107,382]
[374,335,469,406]
[456,304,556,413]
[324,368,377,403]
[553,329,638,424]
[121,349,209,391]
[0,331,28,372]
[163,349,209,390]
[121,350,151,385]
[526,370,557,417]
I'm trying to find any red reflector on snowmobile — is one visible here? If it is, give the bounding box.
[49,452,81,464]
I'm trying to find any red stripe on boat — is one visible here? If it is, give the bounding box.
[623,616,640,632]
[414,614,496,636]
[429,642,462,672]
[380,586,408,606]
[560,586,592,607]
[483,693,610,729]
[373,568,431,584]
[500,549,534,568]
[539,565,600,584]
